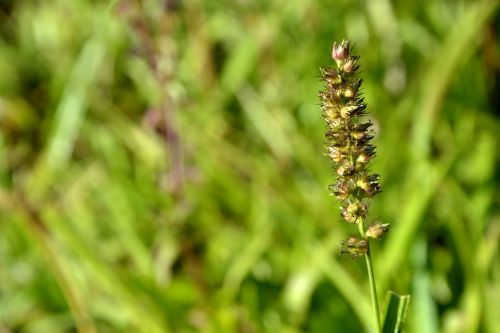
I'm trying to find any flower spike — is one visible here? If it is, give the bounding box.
[319,40,389,257]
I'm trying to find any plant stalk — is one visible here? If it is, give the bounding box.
[365,244,381,333]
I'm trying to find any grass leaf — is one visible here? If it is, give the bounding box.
[382,291,410,333]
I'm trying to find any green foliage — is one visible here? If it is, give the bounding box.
[0,0,499,332]
[382,291,410,333]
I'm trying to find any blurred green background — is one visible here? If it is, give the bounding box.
[0,0,499,332]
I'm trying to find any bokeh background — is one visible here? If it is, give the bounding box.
[0,0,499,332]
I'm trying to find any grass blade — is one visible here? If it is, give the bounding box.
[382,291,410,333]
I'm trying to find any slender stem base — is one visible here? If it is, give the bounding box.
[365,244,381,333]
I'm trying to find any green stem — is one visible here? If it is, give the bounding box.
[365,243,381,333]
